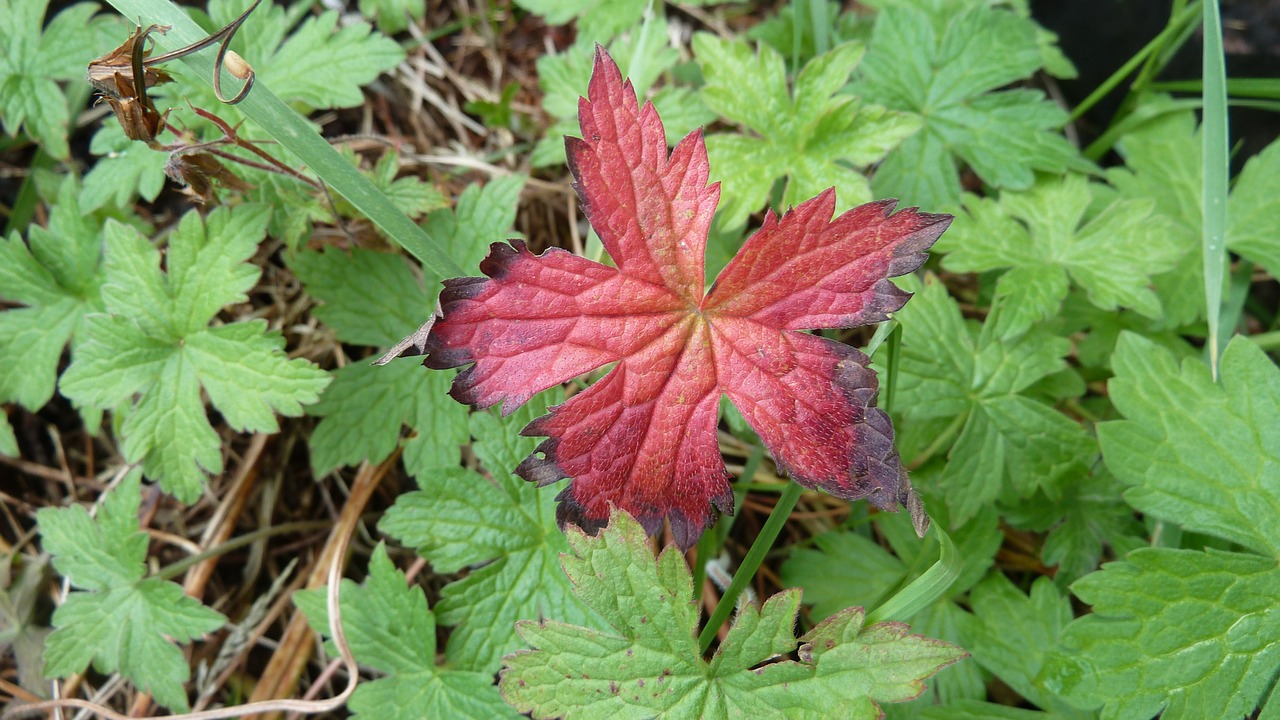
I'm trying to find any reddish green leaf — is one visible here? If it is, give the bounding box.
[423,47,950,547]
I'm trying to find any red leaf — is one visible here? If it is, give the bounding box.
[423,47,951,548]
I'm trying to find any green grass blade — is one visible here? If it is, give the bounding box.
[808,0,831,57]
[1202,0,1229,379]
[102,0,465,281]
[865,522,960,625]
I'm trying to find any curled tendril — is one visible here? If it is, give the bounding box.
[144,0,262,104]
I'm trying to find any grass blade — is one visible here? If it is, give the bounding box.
[698,480,803,653]
[865,522,960,625]
[1201,0,1229,379]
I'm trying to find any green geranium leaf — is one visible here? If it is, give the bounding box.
[1046,547,1280,720]
[514,0,647,44]
[380,390,607,673]
[500,510,967,719]
[1043,334,1280,719]
[81,123,169,211]
[893,277,1095,523]
[426,174,526,271]
[938,173,1185,338]
[59,206,330,501]
[294,207,517,477]
[855,2,1091,208]
[1001,466,1145,589]
[0,0,116,158]
[695,35,920,229]
[38,473,226,711]
[781,505,998,715]
[0,178,106,413]
[1108,109,1280,326]
[294,544,519,720]
[963,574,1083,716]
[291,246,438,349]
[1102,333,1280,555]
[358,0,425,34]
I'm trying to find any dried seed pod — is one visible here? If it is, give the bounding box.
[224,51,252,80]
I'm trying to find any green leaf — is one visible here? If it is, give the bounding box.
[306,358,467,477]
[533,33,712,167]
[81,124,169,211]
[37,473,226,711]
[500,511,966,719]
[514,0,647,44]
[0,177,107,412]
[1101,334,1280,555]
[292,240,473,476]
[1226,136,1280,281]
[0,0,117,158]
[938,174,1186,338]
[358,0,425,34]
[782,506,1000,622]
[1042,334,1280,718]
[919,699,1065,720]
[695,35,920,229]
[892,277,1095,523]
[1001,466,1144,589]
[291,246,438,349]
[963,574,1084,716]
[380,390,607,673]
[746,1,867,68]
[0,413,15,455]
[1107,109,1280,327]
[855,2,1091,208]
[1045,548,1280,720]
[293,544,519,720]
[60,206,330,501]
[781,506,998,715]
[425,174,526,272]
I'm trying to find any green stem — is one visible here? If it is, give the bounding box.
[695,445,767,593]
[865,523,959,624]
[1248,330,1280,351]
[5,149,52,235]
[1068,1,1201,123]
[1130,0,1197,97]
[698,480,802,654]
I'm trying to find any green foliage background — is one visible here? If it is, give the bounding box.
[2,0,1278,717]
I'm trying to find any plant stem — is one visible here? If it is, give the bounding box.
[698,479,802,654]
[1068,1,1201,123]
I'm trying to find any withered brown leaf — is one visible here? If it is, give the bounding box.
[88,24,172,145]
